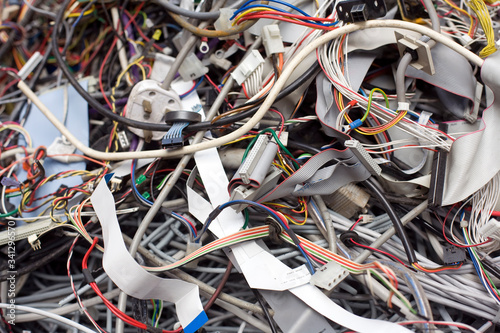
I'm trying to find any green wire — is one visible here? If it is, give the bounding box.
[361,88,390,122]
[465,231,500,296]
[151,300,158,325]
[242,128,300,169]
[242,208,249,229]
[0,208,18,218]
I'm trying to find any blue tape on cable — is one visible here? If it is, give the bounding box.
[183,311,208,333]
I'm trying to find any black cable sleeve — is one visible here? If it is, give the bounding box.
[363,177,418,263]
[82,268,95,284]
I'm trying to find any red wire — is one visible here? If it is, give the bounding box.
[464,206,500,217]
[237,10,338,23]
[83,237,182,333]
[398,320,480,331]
[205,74,233,108]
[241,82,250,99]
[99,3,145,109]
[238,14,336,30]
[123,9,164,52]
[349,217,363,231]
[441,205,492,248]
[269,108,285,137]
[350,239,409,267]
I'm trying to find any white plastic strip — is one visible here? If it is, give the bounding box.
[91,175,207,333]
[190,145,411,333]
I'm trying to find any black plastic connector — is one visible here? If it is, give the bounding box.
[428,149,447,207]
[336,0,387,23]
[161,136,184,148]
[350,4,368,21]
[443,245,466,264]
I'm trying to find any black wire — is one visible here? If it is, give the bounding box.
[251,289,279,333]
[52,1,321,133]
[288,140,321,154]
[362,177,418,263]
[0,238,72,281]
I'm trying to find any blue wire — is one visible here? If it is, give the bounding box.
[179,77,204,98]
[172,212,197,238]
[220,200,289,230]
[231,4,337,27]
[463,228,495,297]
[234,0,310,18]
[166,23,182,31]
[131,160,154,206]
[196,199,316,273]
[132,163,197,240]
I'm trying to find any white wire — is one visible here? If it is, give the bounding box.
[0,303,97,333]
[318,35,454,151]
[18,20,484,161]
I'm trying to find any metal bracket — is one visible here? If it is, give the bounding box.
[395,31,435,76]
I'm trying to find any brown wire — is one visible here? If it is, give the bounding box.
[204,260,233,311]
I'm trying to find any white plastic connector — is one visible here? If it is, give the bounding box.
[209,54,232,70]
[397,102,410,111]
[178,53,209,81]
[117,131,130,150]
[460,219,469,228]
[18,51,43,80]
[0,219,55,246]
[479,218,500,241]
[28,234,41,251]
[214,8,239,40]
[262,25,285,56]
[310,261,349,291]
[360,214,374,224]
[458,34,473,46]
[231,50,265,85]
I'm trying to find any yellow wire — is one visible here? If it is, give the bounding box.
[443,0,475,37]
[468,0,497,57]
[0,124,32,147]
[232,7,307,26]
[67,5,96,18]
[224,135,256,145]
[106,56,146,153]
